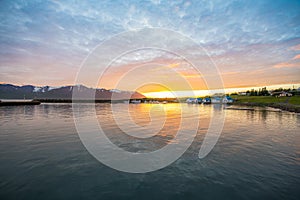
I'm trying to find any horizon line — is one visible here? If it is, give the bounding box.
[1,82,300,98]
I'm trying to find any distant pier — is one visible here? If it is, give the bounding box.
[0,100,41,106]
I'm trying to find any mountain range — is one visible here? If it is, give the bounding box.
[0,84,145,100]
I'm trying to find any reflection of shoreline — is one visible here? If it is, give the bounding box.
[33,98,179,104]
[232,102,300,113]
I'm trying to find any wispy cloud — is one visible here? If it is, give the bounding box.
[0,0,300,88]
[273,62,300,69]
[293,54,300,60]
[290,44,300,51]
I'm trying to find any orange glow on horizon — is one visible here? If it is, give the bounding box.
[142,83,300,98]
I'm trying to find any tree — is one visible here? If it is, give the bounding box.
[260,87,269,96]
[250,89,258,96]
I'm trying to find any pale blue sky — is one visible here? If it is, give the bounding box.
[0,0,300,89]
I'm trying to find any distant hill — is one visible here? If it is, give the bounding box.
[0,84,145,100]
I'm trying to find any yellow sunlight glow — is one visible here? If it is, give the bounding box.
[142,91,176,98]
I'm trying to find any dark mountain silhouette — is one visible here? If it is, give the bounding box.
[0,84,145,100]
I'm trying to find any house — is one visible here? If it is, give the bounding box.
[197,98,202,104]
[278,92,292,97]
[186,98,196,104]
[238,92,247,96]
[222,96,234,103]
[211,96,222,103]
[211,94,234,104]
[186,97,203,104]
[202,97,211,104]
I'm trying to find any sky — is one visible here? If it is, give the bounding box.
[0,0,300,96]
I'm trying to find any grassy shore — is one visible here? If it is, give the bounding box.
[231,95,300,113]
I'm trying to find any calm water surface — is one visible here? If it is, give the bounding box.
[0,103,299,200]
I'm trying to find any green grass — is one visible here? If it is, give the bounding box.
[231,95,300,105]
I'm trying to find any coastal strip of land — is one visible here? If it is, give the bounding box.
[231,95,300,113]
[1,96,299,113]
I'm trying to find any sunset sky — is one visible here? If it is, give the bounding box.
[0,0,300,96]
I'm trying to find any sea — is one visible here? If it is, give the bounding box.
[0,103,299,200]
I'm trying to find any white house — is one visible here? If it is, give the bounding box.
[278,92,292,97]
[211,95,234,104]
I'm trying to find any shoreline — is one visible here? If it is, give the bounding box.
[232,102,300,113]
[0,100,41,106]
[1,98,299,113]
